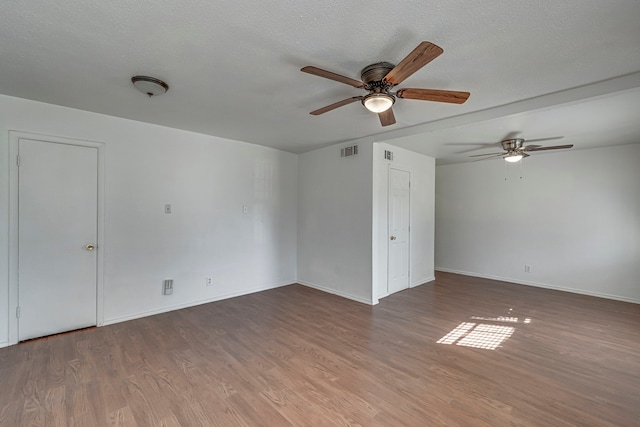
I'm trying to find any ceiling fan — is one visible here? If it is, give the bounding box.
[470,137,574,162]
[301,41,470,127]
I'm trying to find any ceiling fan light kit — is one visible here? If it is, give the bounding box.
[131,75,169,97]
[301,41,470,127]
[504,154,524,163]
[362,92,395,113]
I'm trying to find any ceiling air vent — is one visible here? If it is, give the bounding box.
[384,150,394,161]
[340,144,359,158]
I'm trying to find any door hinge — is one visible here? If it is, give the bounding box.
[16,306,21,318]
[16,155,21,167]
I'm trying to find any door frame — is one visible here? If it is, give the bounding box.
[8,131,105,345]
[387,166,411,296]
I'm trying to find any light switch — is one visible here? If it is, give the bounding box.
[164,204,172,214]
[242,205,248,214]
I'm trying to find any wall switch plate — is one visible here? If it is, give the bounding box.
[163,279,174,295]
[164,204,172,214]
[242,205,248,214]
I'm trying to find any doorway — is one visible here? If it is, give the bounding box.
[9,132,104,343]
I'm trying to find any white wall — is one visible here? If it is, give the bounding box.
[435,143,640,303]
[373,143,436,302]
[0,94,298,346]
[297,139,374,304]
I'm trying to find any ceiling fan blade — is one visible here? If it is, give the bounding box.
[383,42,444,85]
[526,144,574,151]
[378,108,396,126]
[471,153,505,161]
[524,136,564,143]
[396,88,470,104]
[309,97,362,115]
[469,152,505,157]
[301,66,365,88]
[522,145,542,151]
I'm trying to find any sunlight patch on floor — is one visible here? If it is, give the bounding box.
[456,323,514,349]
[436,322,476,345]
[470,315,532,324]
[437,322,517,350]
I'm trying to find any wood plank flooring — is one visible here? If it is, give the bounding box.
[1,272,639,426]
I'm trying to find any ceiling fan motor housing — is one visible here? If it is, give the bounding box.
[501,138,526,151]
[361,62,395,86]
[360,62,397,112]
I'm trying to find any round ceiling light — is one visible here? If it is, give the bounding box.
[504,153,523,163]
[131,76,169,97]
[362,93,395,113]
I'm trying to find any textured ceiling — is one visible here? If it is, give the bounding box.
[1,0,639,162]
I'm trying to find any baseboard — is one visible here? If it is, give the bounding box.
[297,280,375,305]
[0,340,9,349]
[376,276,435,301]
[102,280,294,326]
[411,276,435,288]
[435,267,640,304]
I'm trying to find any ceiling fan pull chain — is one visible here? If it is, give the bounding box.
[520,160,523,179]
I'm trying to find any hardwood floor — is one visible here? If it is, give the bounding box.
[1,272,639,426]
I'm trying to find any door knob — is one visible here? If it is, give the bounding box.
[390,236,396,240]
[86,244,95,251]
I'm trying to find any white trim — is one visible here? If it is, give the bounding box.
[435,268,640,305]
[8,130,106,345]
[8,137,18,345]
[103,280,293,326]
[0,341,9,349]
[297,280,376,305]
[410,276,435,288]
[377,277,435,301]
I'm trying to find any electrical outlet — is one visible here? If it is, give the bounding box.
[524,265,532,273]
[206,277,213,287]
[163,279,174,295]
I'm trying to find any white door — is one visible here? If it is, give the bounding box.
[18,138,98,341]
[388,168,411,295]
